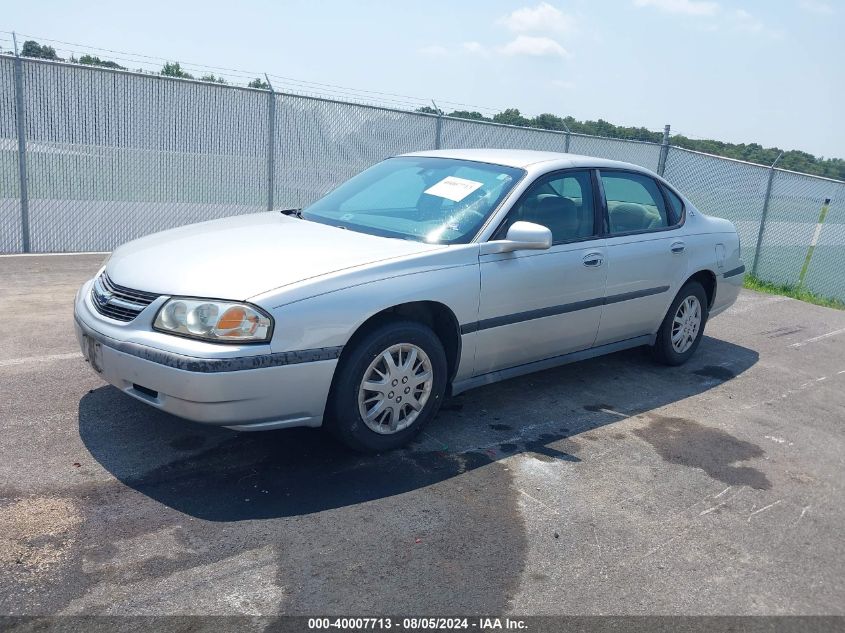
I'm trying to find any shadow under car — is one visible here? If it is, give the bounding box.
[78,335,759,521]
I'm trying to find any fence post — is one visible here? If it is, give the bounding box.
[751,151,783,278]
[432,100,442,150]
[561,119,571,153]
[264,74,276,211]
[657,124,670,176]
[12,32,31,253]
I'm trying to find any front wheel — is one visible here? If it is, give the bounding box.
[652,281,708,366]
[326,320,447,452]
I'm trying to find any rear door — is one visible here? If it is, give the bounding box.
[594,169,689,346]
[472,169,608,376]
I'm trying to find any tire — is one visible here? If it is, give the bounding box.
[326,320,448,452]
[652,281,709,366]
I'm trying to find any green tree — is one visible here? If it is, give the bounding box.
[467,107,844,178]
[199,73,227,84]
[247,78,270,89]
[160,62,193,79]
[447,110,489,121]
[492,108,529,127]
[415,106,440,115]
[529,113,568,131]
[78,54,125,70]
[21,40,60,60]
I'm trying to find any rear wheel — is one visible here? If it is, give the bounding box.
[652,281,708,366]
[326,320,447,452]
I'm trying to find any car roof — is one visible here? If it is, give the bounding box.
[400,148,652,173]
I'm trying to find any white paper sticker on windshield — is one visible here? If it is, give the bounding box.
[424,176,483,202]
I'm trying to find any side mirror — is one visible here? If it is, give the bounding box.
[479,221,553,255]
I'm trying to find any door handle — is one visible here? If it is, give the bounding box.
[583,252,604,267]
[671,241,686,254]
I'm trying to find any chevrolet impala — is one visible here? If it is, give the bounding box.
[74,150,744,451]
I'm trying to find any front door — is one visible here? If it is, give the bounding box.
[473,169,608,376]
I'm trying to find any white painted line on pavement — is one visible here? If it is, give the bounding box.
[726,295,789,315]
[517,488,560,515]
[0,352,81,367]
[790,327,845,348]
[699,503,727,516]
[747,499,783,522]
[740,370,841,411]
[591,406,627,418]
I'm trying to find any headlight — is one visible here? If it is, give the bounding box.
[154,298,273,343]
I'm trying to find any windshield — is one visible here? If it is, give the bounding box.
[301,156,524,244]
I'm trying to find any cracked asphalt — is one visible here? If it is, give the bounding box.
[1,254,843,615]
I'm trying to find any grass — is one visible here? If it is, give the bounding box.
[743,275,845,310]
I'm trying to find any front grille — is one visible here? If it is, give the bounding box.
[91,272,161,322]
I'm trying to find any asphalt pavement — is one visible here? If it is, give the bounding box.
[1,254,843,616]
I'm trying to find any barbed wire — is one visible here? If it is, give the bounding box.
[2,31,264,76]
[0,29,502,114]
[0,28,672,132]
[3,30,515,115]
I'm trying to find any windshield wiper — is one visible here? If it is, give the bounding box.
[280,208,303,218]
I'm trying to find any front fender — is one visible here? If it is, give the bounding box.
[263,260,481,381]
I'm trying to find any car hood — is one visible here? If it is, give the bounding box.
[106,212,443,299]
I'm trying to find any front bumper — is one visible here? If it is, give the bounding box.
[74,279,339,430]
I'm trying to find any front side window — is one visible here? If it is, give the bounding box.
[495,170,596,244]
[601,171,671,234]
[302,157,524,244]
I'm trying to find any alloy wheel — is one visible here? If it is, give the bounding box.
[671,295,702,354]
[357,343,434,434]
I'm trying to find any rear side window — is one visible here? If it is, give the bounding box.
[601,171,670,234]
[661,184,685,225]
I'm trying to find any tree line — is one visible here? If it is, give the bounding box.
[417,106,844,181]
[15,41,271,89]
[11,40,843,180]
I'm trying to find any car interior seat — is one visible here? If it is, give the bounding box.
[645,211,665,229]
[609,203,651,232]
[520,196,579,242]
[575,199,593,237]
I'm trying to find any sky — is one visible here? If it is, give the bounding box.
[2,0,843,158]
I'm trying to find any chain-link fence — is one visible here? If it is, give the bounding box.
[664,146,845,300]
[1,55,843,302]
[0,56,22,253]
[8,55,269,252]
[273,94,438,210]
[570,133,662,172]
[662,147,772,263]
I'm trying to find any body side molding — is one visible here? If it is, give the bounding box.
[451,334,654,395]
[460,286,669,335]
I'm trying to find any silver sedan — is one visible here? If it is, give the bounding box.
[74,150,744,451]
